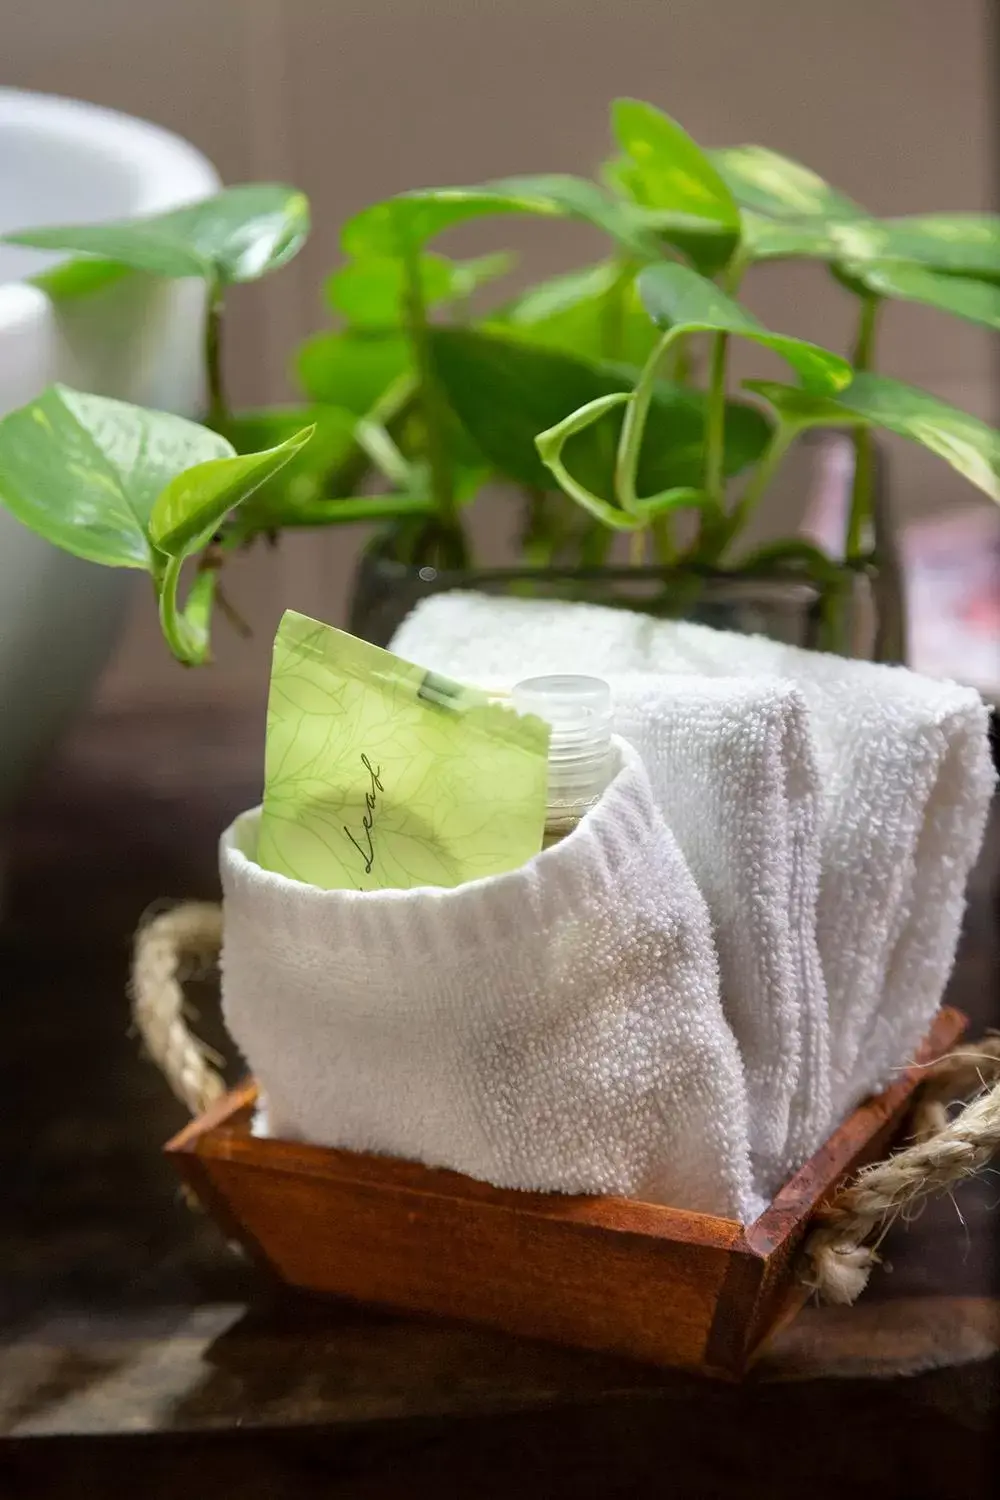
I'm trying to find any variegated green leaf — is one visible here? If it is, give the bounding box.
[747,373,1000,501]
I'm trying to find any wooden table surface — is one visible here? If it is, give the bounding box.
[1,705,997,1497]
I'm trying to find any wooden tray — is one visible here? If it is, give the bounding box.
[167,1006,964,1380]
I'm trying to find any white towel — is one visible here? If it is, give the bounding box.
[220,738,760,1222]
[393,593,995,1123]
[612,675,827,1196]
[438,667,827,1198]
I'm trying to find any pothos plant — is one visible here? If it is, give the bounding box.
[0,100,997,665]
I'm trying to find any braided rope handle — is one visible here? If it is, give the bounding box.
[131,901,226,1115]
[801,1037,1000,1303]
[132,901,1000,1305]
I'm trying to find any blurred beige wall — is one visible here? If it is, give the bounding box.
[4,0,994,707]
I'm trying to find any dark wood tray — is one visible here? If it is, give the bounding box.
[167,1006,964,1379]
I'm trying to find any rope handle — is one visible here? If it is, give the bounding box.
[131,901,226,1116]
[132,901,1000,1306]
[800,1036,1000,1303]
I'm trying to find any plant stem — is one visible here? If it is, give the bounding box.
[851,291,878,374]
[156,555,195,665]
[703,332,729,502]
[215,583,252,639]
[847,427,875,559]
[712,424,795,562]
[355,418,414,489]
[326,373,418,500]
[239,493,434,537]
[695,248,746,537]
[399,232,455,523]
[868,447,908,663]
[845,294,880,559]
[615,328,673,511]
[665,335,691,386]
[370,370,418,426]
[721,249,748,298]
[651,517,676,564]
[204,279,227,431]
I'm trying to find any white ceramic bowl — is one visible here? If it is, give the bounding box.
[0,88,220,810]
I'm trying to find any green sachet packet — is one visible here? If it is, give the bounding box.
[257,610,550,891]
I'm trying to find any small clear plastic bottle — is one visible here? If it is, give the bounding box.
[512,675,614,846]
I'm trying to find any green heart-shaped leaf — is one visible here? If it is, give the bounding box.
[603,158,742,276]
[837,260,1000,329]
[497,176,666,255]
[295,330,410,413]
[638,261,852,391]
[0,385,232,568]
[740,211,838,263]
[326,250,512,328]
[493,261,659,365]
[327,254,455,325]
[218,406,360,530]
[431,329,617,489]
[612,100,739,226]
[710,145,865,222]
[0,386,314,666]
[149,426,314,557]
[500,262,621,325]
[342,175,659,259]
[610,99,740,274]
[834,213,1000,278]
[747,374,1000,502]
[728,201,1000,282]
[342,189,543,256]
[430,327,772,494]
[4,184,310,284]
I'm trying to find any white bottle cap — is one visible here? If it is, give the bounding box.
[512,675,613,810]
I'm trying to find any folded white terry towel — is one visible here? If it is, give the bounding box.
[220,738,760,1222]
[392,593,995,1125]
[612,675,827,1197]
[406,664,827,1198]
